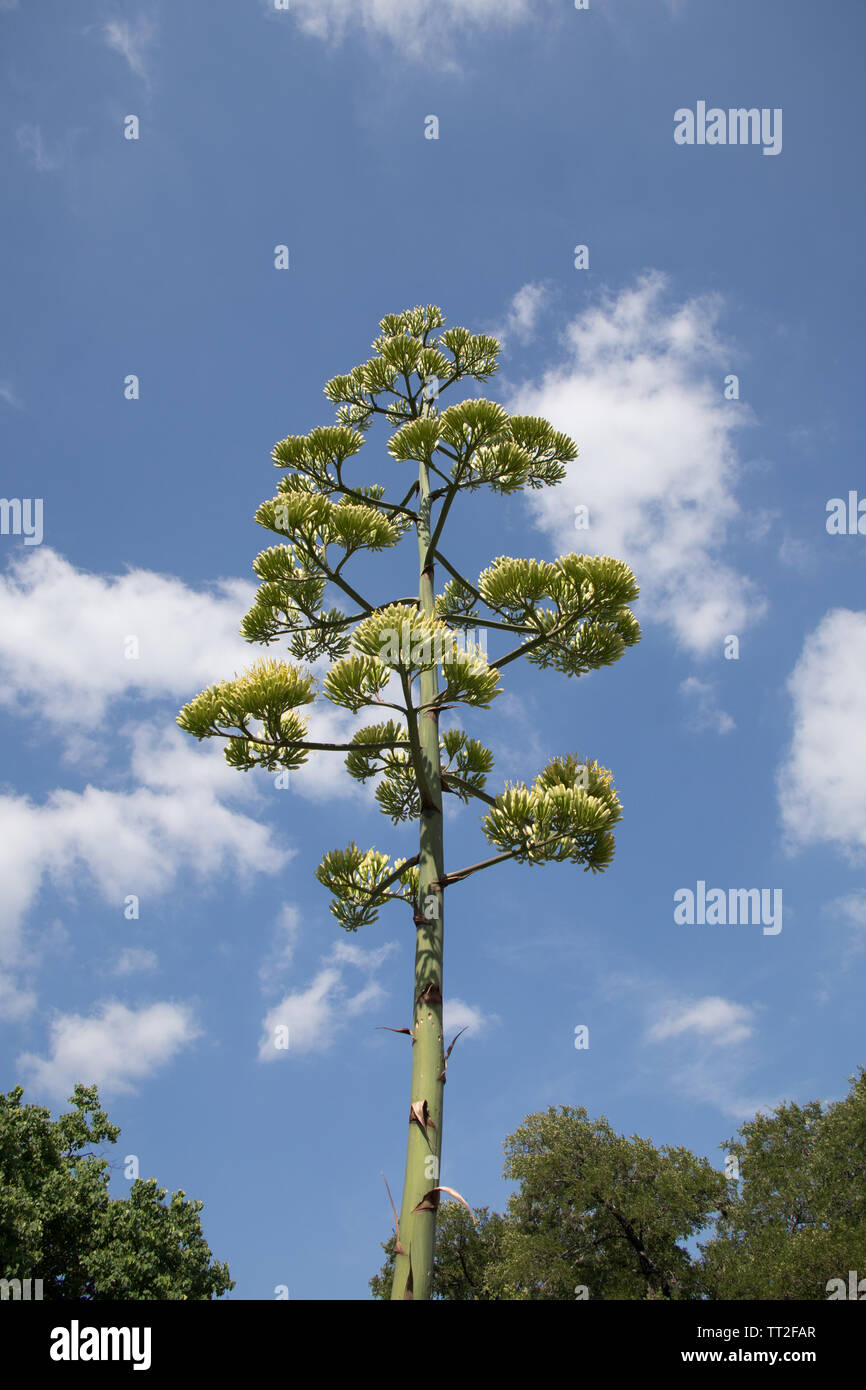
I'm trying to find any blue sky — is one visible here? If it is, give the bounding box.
[1,0,864,1299]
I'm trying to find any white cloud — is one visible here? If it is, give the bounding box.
[18,1000,200,1100]
[0,548,256,730]
[0,971,36,1023]
[815,895,866,1000]
[7,778,283,917]
[443,997,492,1038]
[111,947,158,976]
[259,903,302,987]
[126,723,262,801]
[0,380,22,409]
[258,938,397,1059]
[647,995,755,1046]
[102,15,157,80]
[661,1057,774,1120]
[828,894,866,967]
[278,0,531,57]
[0,550,372,791]
[0,548,259,731]
[259,965,341,1057]
[16,124,59,173]
[599,971,772,1118]
[493,283,550,350]
[285,699,374,804]
[777,609,866,859]
[829,894,866,932]
[778,535,815,571]
[507,271,765,656]
[679,677,735,735]
[0,548,388,1006]
[0,745,291,990]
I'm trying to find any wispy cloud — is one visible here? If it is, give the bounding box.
[16,124,60,173]
[259,903,303,989]
[111,947,158,976]
[258,939,398,1060]
[827,893,866,959]
[0,380,23,410]
[679,677,735,735]
[443,997,494,1038]
[102,15,157,81]
[814,894,866,1004]
[265,0,532,63]
[778,535,815,572]
[828,893,866,939]
[491,282,550,351]
[0,970,36,1023]
[593,971,774,1119]
[643,995,776,1119]
[647,995,755,1046]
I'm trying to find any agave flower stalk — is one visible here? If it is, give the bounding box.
[177,305,641,1301]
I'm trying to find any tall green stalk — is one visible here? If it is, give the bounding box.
[391,430,445,1301]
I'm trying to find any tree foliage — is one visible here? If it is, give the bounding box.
[0,1085,233,1299]
[699,1067,866,1300]
[372,1105,723,1300]
[491,1107,725,1300]
[372,1073,866,1300]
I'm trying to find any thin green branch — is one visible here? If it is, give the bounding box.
[252,595,419,642]
[491,606,585,672]
[432,549,482,603]
[436,830,581,887]
[206,730,408,753]
[332,476,419,525]
[425,460,452,487]
[426,483,460,564]
[433,443,460,464]
[439,774,498,808]
[289,535,375,615]
[445,614,536,635]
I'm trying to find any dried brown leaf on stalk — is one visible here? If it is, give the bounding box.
[409,1099,435,1131]
[376,1026,414,1044]
[411,1186,475,1220]
[381,1171,406,1256]
[438,1026,467,1081]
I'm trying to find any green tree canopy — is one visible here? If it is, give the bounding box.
[492,1106,726,1300]
[372,1105,725,1300]
[0,1085,233,1299]
[700,1067,866,1300]
[372,1074,866,1300]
